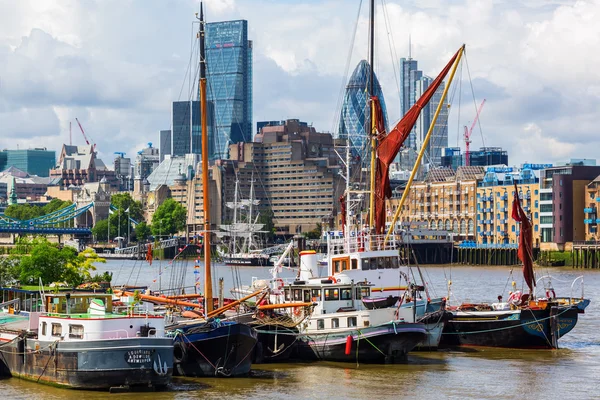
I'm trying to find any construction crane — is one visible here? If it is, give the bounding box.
[463,99,486,166]
[75,118,96,152]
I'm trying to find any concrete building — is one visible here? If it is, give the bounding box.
[0,166,50,201]
[540,160,600,249]
[49,145,118,190]
[388,166,485,240]
[476,167,540,246]
[159,130,171,162]
[134,143,160,182]
[0,148,56,177]
[584,175,600,240]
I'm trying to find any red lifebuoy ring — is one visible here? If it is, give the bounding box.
[546,290,556,299]
[275,278,285,291]
[293,307,302,316]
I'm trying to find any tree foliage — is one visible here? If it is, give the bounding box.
[12,238,103,287]
[303,223,322,240]
[108,193,144,240]
[135,222,151,241]
[4,199,72,221]
[151,198,187,237]
[258,208,276,243]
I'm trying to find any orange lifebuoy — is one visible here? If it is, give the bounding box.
[328,276,339,283]
[293,307,302,316]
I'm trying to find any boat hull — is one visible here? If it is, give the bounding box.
[252,324,298,363]
[171,322,257,377]
[0,336,172,390]
[440,306,580,349]
[297,322,427,363]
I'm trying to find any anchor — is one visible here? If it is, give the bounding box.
[153,354,168,376]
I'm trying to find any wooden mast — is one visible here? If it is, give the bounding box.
[199,3,213,314]
[384,45,466,245]
[368,0,377,238]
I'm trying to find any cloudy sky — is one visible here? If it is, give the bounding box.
[0,0,598,166]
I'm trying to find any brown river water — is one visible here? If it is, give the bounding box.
[1,260,599,399]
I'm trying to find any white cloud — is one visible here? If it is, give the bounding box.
[0,0,598,167]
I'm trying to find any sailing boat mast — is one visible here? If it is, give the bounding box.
[198,2,213,313]
[368,0,377,237]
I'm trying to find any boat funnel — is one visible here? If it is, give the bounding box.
[299,250,318,281]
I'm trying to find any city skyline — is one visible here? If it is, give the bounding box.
[0,1,598,167]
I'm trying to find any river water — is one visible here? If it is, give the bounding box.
[1,260,599,399]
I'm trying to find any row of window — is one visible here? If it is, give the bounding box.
[284,287,370,302]
[316,317,358,330]
[41,322,83,339]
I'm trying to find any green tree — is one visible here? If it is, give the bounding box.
[257,208,276,243]
[0,256,20,287]
[304,223,322,240]
[151,198,187,237]
[135,221,151,241]
[5,200,72,221]
[91,218,116,242]
[64,248,102,285]
[18,239,76,285]
[108,193,144,240]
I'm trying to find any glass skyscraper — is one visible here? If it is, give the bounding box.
[1,149,55,177]
[338,60,388,160]
[170,101,215,160]
[399,56,448,167]
[205,20,253,159]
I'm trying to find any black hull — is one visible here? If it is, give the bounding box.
[253,325,298,363]
[297,323,427,363]
[224,256,272,267]
[0,337,172,390]
[171,322,257,377]
[440,306,580,349]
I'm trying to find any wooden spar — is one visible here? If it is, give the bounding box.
[206,289,264,318]
[384,45,466,245]
[257,302,314,310]
[166,294,203,300]
[199,5,213,314]
[133,293,203,309]
[368,0,376,234]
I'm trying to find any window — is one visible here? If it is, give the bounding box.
[41,322,47,336]
[391,257,399,269]
[334,260,341,273]
[303,290,311,303]
[69,324,84,339]
[51,323,62,337]
[293,289,302,301]
[362,258,371,271]
[284,288,291,301]
[348,317,357,327]
[351,259,358,270]
[324,289,339,301]
[331,318,339,329]
[317,319,324,330]
[341,289,352,300]
[311,289,321,301]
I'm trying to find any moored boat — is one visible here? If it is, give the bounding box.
[0,289,172,391]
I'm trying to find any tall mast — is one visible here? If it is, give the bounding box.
[248,174,255,251]
[368,0,377,237]
[198,2,213,314]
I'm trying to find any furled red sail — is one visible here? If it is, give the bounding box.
[339,194,347,235]
[511,183,535,293]
[146,243,153,266]
[374,48,462,234]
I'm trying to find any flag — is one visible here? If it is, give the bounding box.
[109,209,114,214]
[125,207,130,213]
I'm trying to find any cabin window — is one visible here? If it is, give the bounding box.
[69,324,84,339]
[331,318,339,329]
[384,257,392,269]
[391,257,399,269]
[51,323,62,337]
[355,288,363,299]
[293,289,302,301]
[360,288,370,298]
[362,258,371,271]
[351,259,358,270]
[284,288,291,301]
[311,289,321,301]
[377,258,385,269]
[341,288,352,300]
[324,289,339,301]
[348,317,357,327]
[334,260,341,273]
[303,290,311,303]
[41,322,47,336]
[363,320,370,327]
[317,319,325,330]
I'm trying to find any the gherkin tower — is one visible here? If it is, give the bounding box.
[338,60,389,160]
